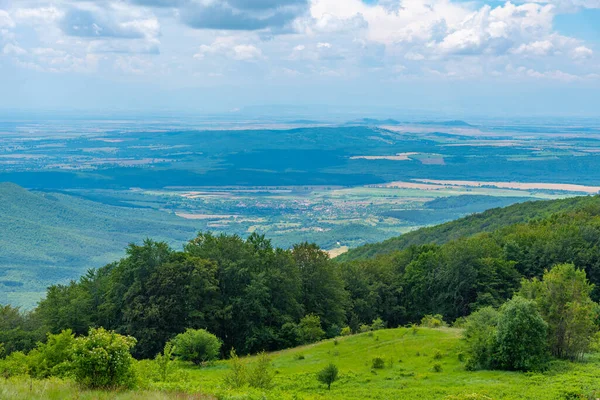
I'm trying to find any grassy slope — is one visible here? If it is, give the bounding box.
[337,195,600,261]
[0,182,202,308]
[3,328,599,399]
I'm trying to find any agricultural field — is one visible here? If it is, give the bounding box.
[2,327,599,400]
[3,116,600,308]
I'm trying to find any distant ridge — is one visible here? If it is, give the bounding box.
[417,120,473,127]
[0,182,201,308]
[336,195,600,261]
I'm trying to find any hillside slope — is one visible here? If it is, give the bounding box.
[5,327,599,399]
[337,195,600,261]
[0,182,201,308]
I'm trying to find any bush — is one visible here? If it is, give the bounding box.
[317,363,339,390]
[371,318,386,331]
[154,342,175,382]
[29,329,75,378]
[223,349,247,389]
[421,314,446,328]
[432,363,443,372]
[171,328,222,365]
[72,327,137,389]
[340,326,352,336]
[326,324,342,338]
[294,353,305,360]
[247,351,273,389]
[359,324,372,333]
[495,297,548,371]
[280,322,299,348]
[463,307,499,370]
[433,350,443,360]
[371,357,385,369]
[0,351,29,378]
[298,314,325,344]
[520,263,599,361]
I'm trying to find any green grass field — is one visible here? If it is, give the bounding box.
[2,327,599,400]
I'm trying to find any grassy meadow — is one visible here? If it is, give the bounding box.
[2,327,599,400]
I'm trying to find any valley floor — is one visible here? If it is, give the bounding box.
[2,327,599,400]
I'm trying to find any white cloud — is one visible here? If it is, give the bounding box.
[405,52,425,61]
[232,44,262,60]
[194,37,263,61]
[572,45,593,60]
[511,40,555,56]
[13,7,63,23]
[0,9,15,28]
[3,43,26,55]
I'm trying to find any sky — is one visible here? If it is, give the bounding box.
[0,0,599,116]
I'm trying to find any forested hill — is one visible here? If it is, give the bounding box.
[337,195,600,261]
[0,182,201,307]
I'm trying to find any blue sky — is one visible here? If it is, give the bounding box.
[0,0,599,116]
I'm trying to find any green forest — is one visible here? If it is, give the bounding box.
[3,195,600,398]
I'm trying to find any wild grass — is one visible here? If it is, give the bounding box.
[3,327,600,400]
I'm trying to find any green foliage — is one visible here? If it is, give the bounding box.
[28,329,75,378]
[433,350,443,360]
[463,307,499,370]
[359,324,372,333]
[171,329,222,366]
[421,315,446,328]
[520,264,599,361]
[371,318,386,331]
[371,357,385,369]
[0,351,29,378]
[247,351,273,389]
[72,327,137,389]
[340,327,352,336]
[154,342,175,382]
[223,349,247,389]
[297,315,325,345]
[495,297,548,371]
[432,363,443,372]
[340,195,599,261]
[317,363,339,390]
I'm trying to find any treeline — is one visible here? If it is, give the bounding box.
[4,198,600,362]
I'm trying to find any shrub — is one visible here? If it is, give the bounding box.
[340,326,352,336]
[171,328,222,365]
[421,314,446,328]
[326,324,342,338]
[371,318,386,331]
[520,263,599,361]
[462,307,500,370]
[432,363,443,372]
[247,351,273,389]
[453,317,468,328]
[317,363,339,390]
[411,324,419,335]
[294,353,305,360]
[154,342,175,382]
[280,322,299,348]
[433,350,443,360]
[333,339,339,346]
[223,349,247,389]
[0,351,29,378]
[371,357,385,369]
[298,314,325,344]
[495,297,548,371]
[29,329,75,379]
[72,327,137,389]
[359,324,372,333]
